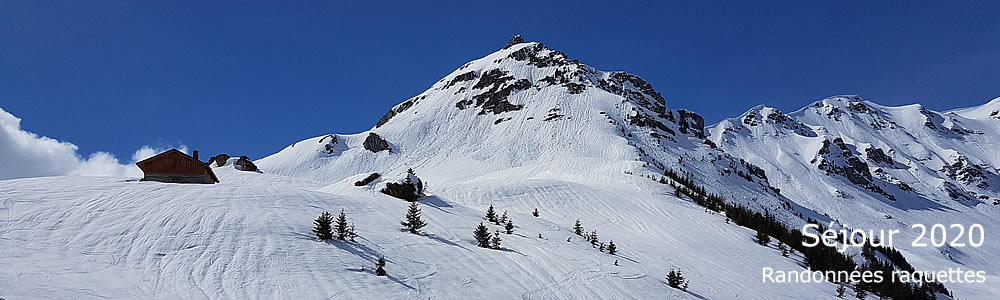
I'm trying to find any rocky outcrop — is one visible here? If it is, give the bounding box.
[469,69,529,115]
[354,173,381,186]
[364,133,391,153]
[444,71,477,89]
[234,156,258,172]
[380,171,423,201]
[814,138,894,200]
[209,154,230,167]
[865,146,894,166]
[504,34,525,49]
[376,96,423,128]
[677,110,705,138]
[597,72,667,114]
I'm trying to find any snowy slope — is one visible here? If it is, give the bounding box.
[1,168,843,299]
[710,95,1000,299]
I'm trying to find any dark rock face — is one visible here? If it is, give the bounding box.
[942,155,996,189]
[209,154,230,167]
[364,132,391,153]
[234,156,258,172]
[848,102,871,114]
[629,113,675,136]
[320,134,338,154]
[504,34,525,49]
[376,109,397,128]
[507,43,571,68]
[376,97,423,128]
[814,138,894,200]
[354,173,381,186]
[677,110,705,138]
[381,182,419,201]
[444,71,477,89]
[597,73,667,114]
[469,69,528,115]
[865,146,894,166]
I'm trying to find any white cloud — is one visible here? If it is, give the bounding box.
[0,107,186,180]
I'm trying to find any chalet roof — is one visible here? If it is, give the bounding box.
[136,149,219,183]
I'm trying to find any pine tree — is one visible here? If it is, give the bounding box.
[504,219,514,234]
[485,205,498,223]
[755,229,770,246]
[573,219,584,236]
[375,256,387,276]
[474,222,491,248]
[590,230,599,248]
[608,240,617,255]
[666,269,688,289]
[498,210,508,225]
[348,223,358,242]
[400,202,427,234]
[836,285,846,298]
[855,287,866,299]
[779,242,790,257]
[532,208,539,217]
[599,242,605,252]
[490,229,503,249]
[313,211,334,241]
[334,209,350,240]
[674,186,683,198]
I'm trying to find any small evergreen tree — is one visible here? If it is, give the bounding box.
[490,229,503,249]
[855,287,866,299]
[375,257,387,276]
[505,219,514,234]
[485,205,498,223]
[590,230,599,247]
[836,285,846,298]
[335,209,350,240]
[313,211,334,241]
[779,242,790,257]
[666,269,688,290]
[400,202,427,234]
[674,186,683,198]
[498,210,508,225]
[599,242,605,252]
[348,223,358,242]
[474,222,491,248]
[573,219,584,236]
[532,208,539,217]
[608,240,617,255]
[755,229,770,246]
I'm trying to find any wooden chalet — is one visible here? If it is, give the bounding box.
[135,149,219,184]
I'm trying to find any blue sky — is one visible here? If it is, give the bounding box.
[2,1,998,161]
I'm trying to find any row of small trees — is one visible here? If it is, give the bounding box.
[311,202,431,277]
[313,209,358,241]
[475,205,519,250]
[572,219,617,255]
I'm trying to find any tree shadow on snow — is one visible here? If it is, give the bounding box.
[420,233,474,252]
[344,268,416,290]
[329,240,384,263]
[386,274,417,290]
[419,195,453,210]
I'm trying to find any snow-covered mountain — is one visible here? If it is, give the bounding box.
[711,95,1000,297]
[3,36,997,299]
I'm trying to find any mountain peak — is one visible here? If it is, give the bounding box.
[504,34,526,49]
